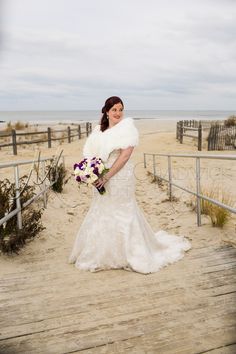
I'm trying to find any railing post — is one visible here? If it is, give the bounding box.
[41,161,47,208]
[168,156,172,201]
[67,126,71,143]
[14,165,22,229]
[12,129,17,155]
[198,122,202,151]
[144,153,146,168]
[180,121,183,144]
[176,122,179,140]
[153,154,156,178]
[47,127,52,148]
[78,125,81,139]
[86,122,89,137]
[196,157,201,226]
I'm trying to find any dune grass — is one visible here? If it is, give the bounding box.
[224,115,236,127]
[0,177,44,254]
[193,186,234,228]
[4,121,29,133]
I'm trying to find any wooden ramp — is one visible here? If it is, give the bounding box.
[0,241,236,354]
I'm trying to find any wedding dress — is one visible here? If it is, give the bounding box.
[68,118,191,274]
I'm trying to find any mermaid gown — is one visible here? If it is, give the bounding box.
[68,149,191,274]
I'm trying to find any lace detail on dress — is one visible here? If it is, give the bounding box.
[68,150,191,274]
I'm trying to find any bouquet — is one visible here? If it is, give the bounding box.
[73,157,109,195]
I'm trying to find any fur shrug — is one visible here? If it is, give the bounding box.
[83,117,139,162]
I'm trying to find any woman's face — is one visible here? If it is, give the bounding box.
[107,102,124,126]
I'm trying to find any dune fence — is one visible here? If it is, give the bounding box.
[177,119,236,151]
[208,123,236,151]
[176,120,216,151]
[0,122,92,155]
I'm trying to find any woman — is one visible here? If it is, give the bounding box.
[68,96,191,274]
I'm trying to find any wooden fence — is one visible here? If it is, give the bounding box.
[0,122,92,155]
[176,120,220,151]
[176,120,203,151]
[208,123,236,151]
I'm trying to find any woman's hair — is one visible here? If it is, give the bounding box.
[100,96,124,132]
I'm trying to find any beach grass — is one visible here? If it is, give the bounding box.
[192,186,234,228]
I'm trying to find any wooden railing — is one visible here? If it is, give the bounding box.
[0,122,92,155]
[176,120,228,151]
[176,120,203,151]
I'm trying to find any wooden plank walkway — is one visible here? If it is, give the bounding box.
[0,240,236,353]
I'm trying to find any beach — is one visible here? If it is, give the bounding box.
[0,119,236,352]
[0,118,235,256]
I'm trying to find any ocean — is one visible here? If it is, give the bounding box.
[0,110,235,125]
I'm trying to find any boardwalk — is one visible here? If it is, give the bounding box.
[0,233,236,353]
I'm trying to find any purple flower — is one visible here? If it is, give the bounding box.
[93,167,99,175]
[79,162,86,170]
[74,161,85,170]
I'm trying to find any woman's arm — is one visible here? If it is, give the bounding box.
[94,146,134,189]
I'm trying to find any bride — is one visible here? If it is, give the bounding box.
[68,96,191,274]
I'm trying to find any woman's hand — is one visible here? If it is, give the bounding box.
[93,146,134,190]
[93,174,110,189]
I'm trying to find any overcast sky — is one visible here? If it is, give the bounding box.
[0,0,236,110]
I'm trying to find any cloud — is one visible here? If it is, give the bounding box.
[0,0,236,109]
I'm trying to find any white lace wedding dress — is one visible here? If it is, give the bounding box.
[68,149,191,274]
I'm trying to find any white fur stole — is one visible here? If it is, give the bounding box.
[82,117,139,162]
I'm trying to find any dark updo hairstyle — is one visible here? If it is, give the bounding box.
[100,96,124,132]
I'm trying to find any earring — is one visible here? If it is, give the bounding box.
[107,115,109,120]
